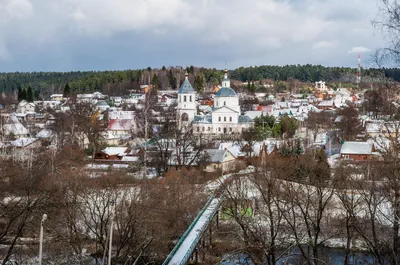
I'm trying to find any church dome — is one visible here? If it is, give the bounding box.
[215,87,237,97]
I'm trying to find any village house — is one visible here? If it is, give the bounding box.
[317,100,335,110]
[202,149,236,173]
[104,111,136,143]
[340,141,375,161]
[94,147,130,160]
[17,100,36,114]
[50,94,64,101]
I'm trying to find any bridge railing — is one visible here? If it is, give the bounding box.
[179,196,224,265]
[162,195,215,265]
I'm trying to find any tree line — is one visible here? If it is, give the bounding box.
[1,65,398,101]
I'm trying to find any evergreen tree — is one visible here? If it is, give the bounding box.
[250,81,256,92]
[151,74,160,90]
[33,89,39,100]
[17,86,23,101]
[64,83,71,97]
[20,89,27,101]
[194,74,205,94]
[26,86,33,102]
[168,69,177,89]
[162,66,166,71]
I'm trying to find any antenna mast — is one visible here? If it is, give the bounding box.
[356,54,361,86]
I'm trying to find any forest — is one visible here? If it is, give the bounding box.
[0,65,398,100]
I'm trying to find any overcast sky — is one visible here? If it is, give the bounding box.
[0,0,387,72]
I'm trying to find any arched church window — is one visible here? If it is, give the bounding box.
[218,117,221,122]
[229,117,232,122]
[218,127,221,132]
[224,101,226,106]
[229,127,232,132]
[202,127,205,131]
[181,113,189,121]
[184,96,187,102]
[224,117,226,122]
[197,127,199,132]
[190,96,192,102]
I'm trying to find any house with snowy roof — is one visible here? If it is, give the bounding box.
[17,100,36,114]
[340,141,375,161]
[202,149,236,173]
[2,115,30,138]
[94,147,130,160]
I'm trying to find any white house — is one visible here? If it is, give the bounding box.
[17,100,36,114]
[50,94,64,101]
[315,81,327,92]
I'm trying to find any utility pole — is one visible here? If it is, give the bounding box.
[108,211,115,265]
[39,214,47,265]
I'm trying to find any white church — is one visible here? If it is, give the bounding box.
[177,70,253,135]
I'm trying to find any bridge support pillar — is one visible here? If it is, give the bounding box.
[202,238,205,261]
[216,210,219,229]
[209,225,212,248]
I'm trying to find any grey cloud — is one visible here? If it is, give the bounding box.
[0,0,387,71]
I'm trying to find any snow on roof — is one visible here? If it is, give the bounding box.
[318,100,334,107]
[102,147,128,156]
[10,137,38,147]
[238,115,253,123]
[367,136,391,152]
[111,164,129,169]
[204,149,229,163]
[226,145,245,158]
[340,141,373,155]
[365,122,382,133]
[193,115,212,124]
[121,156,139,162]
[244,111,263,120]
[4,123,29,135]
[36,129,54,138]
[86,164,110,169]
[109,111,135,120]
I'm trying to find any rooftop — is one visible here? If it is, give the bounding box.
[178,76,196,94]
[215,87,237,97]
[340,141,373,155]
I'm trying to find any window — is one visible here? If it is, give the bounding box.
[229,127,232,132]
[229,117,232,122]
[181,113,189,121]
[218,117,221,122]
[190,95,192,102]
[197,127,199,132]
[179,96,181,102]
[208,127,211,131]
[218,127,221,132]
[224,101,226,106]
[224,117,226,122]
[184,95,186,102]
[202,127,205,132]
